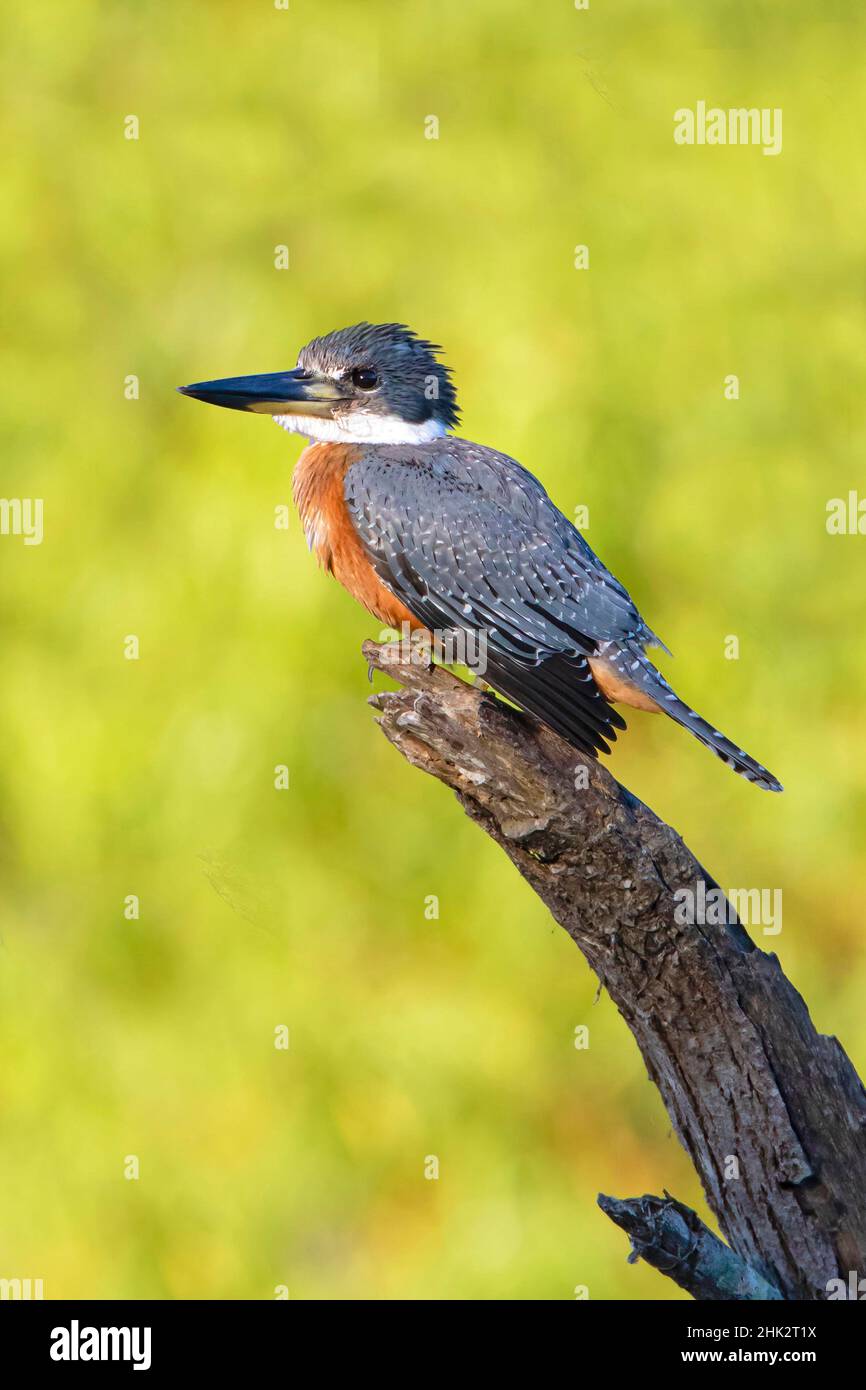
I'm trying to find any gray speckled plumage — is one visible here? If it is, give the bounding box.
[345,437,782,789]
[346,440,656,647]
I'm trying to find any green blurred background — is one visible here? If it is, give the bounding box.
[1,0,864,1300]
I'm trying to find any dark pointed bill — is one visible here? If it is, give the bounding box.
[176,367,347,415]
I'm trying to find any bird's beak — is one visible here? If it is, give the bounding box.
[177,367,348,416]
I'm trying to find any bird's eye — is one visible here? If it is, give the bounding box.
[351,367,379,391]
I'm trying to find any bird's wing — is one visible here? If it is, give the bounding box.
[344,441,655,755]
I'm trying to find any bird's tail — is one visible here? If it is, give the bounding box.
[659,688,783,792]
[599,643,783,793]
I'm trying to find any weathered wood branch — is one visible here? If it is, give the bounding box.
[597,1193,783,1301]
[364,638,866,1301]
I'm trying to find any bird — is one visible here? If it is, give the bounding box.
[178,322,782,791]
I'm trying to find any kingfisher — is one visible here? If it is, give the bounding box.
[179,322,781,791]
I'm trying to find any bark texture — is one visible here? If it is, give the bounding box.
[364,638,866,1301]
[597,1193,784,1301]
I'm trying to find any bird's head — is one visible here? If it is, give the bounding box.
[178,322,459,445]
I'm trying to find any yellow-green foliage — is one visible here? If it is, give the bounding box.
[0,1,864,1299]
